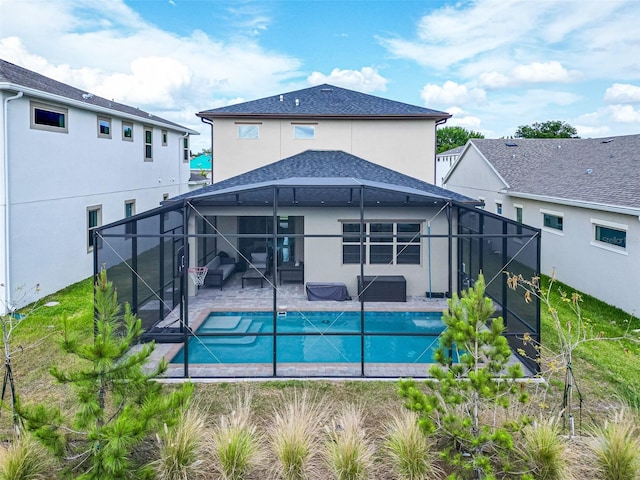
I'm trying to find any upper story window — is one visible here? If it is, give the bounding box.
[97,116,111,139]
[542,212,563,231]
[515,206,523,223]
[591,219,627,252]
[144,127,153,161]
[293,124,316,139]
[31,101,68,133]
[122,121,133,141]
[125,200,135,218]
[183,136,189,162]
[162,130,168,146]
[238,124,259,139]
[496,202,503,215]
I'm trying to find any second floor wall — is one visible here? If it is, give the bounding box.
[211,117,438,184]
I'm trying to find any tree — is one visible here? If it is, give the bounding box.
[21,269,193,479]
[437,126,484,153]
[514,121,579,139]
[399,275,528,479]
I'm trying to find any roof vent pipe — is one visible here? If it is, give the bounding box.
[295,98,299,106]
[279,95,283,102]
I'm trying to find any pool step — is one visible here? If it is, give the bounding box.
[200,322,263,345]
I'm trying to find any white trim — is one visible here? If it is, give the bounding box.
[30,100,68,133]
[540,207,564,217]
[590,240,628,255]
[509,191,640,217]
[589,217,628,231]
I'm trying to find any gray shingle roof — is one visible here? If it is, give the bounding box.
[469,135,640,210]
[175,150,474,204]
[0,58,191,131]
[197,84,450,120]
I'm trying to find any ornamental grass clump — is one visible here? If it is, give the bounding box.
[210,391,263,480]
[517,417,575,480]
[152,405,209,480]
[324,404,375,480]
[587,408,640,480]
[0,432,55,480]
[384,409,443,480]
[268,390,327,480]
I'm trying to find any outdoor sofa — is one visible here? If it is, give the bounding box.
[203,252,236,289]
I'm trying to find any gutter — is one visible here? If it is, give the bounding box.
[0,82,198,135]
[505,190,640,218]
[3,90,23,313]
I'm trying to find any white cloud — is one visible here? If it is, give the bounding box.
[307,67,388,93]
[608,104,640,123]
[477,72,511,89]
[604,83,640,104]
[0,0,304,152]
[420,81,486,107]
[478,61,576,89]
[445,107,482,129]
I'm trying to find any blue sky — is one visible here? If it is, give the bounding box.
[1,0,639,152]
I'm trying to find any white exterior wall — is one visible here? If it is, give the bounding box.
[1,91,193,309]
[445,147,640,315]
[193,205,452,298]
[435,152,459,187]
[212,118,437,184]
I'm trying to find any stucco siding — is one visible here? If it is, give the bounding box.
[212,118,436,184]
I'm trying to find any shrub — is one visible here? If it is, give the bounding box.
[268,390,327,480]
[587,408,640,480]
[0,433,55,480]
[517,417,575,480]
[210,391,263,480]
[384,409,442,480]
[324,404,375,480]
[152,405,208,480]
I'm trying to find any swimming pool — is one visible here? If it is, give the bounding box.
[171,311,448,365]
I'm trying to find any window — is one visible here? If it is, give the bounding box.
[183,136,189,162]
[162,193,169,201]
[144,127,153,161]
[162,130,168,146]
[515,206,523,223]
[122,121,133,141]
[594,224,627,249]
[342,222,421,265]
[30,101,68,133]
[496,202,503,215]
[294,124,315,139]
[125,200,135,218]
[87,205,102,252]
[543,213,563,231]
[238,124,259,139]
[97,116,111,138]
[124,200,135,235]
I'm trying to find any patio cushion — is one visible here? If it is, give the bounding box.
[208,256,221,271]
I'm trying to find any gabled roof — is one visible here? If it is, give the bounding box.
[463,135,640,211]
[174,150,475,205]
[197,84,450,121]
[437,146,464,156]
[0,58,196,132]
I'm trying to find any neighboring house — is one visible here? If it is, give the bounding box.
[435,145,463,187]
[443,135,640,315]
[197,83,451,184]
[189,153,211,185]
[0,58,198,311]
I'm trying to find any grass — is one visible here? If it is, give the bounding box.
[0,432,55,480]
[517,417,575,480]
[0,274,639,476]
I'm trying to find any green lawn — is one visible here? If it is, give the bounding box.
[1,273,638,439]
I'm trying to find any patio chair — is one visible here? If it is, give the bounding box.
[250,252,269,274]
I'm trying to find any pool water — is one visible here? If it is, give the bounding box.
[171,311,448,364]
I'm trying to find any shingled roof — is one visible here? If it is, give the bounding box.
[0,58,193,131]
[197,84,450,120]
[465,135,640,210]
[174,149,474,205]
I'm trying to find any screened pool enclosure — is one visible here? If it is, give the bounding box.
[94,179,541,378]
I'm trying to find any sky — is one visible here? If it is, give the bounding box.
[1,0,639,152]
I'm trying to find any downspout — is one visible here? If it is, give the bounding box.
[434,118,448,184]
[200,117,214,183]
[3,91,23,313]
